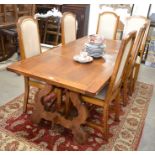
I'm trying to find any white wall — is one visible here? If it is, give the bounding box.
[149,4,155,16]
[132,4,150,17]
[88,4,100,35]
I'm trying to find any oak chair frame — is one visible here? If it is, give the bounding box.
[81,31,136,141]
[17,16,45,112]
[17,16,61,112]
[96,11,120,40]
[122,25,146,106]
[124,16,151,92]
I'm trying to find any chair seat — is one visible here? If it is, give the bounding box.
[84,84,108,101]
[30,78,46,84]
[94,84,108,100]
[41,43,54,52]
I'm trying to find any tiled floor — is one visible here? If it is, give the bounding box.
[0,64,155,150]
[137,65,155,150]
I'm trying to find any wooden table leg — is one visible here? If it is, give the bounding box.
[31,84,88,144]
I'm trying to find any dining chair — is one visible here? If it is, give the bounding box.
[43,16,61,46]
[123,16,150,92]
[17,16,58,112]
[96,11,119,40]
[61,12,77,45]
[81,31,136,141]
[121,25,146,106]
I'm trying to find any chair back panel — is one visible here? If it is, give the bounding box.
[17,16,41,59]
[97,12,119,40]
[115,38,133,85]
[123,17,147,36]
[61,12,76,45]
[123,16,150,58]
[130,25,146,69]
[105,31,136,101]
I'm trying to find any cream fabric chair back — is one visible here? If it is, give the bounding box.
[105,31,136,101]
[17,16,41,59]
[130,25,146,66]
[61,12,76,45]
[115,31,136,86]
[123,16,149,37]
[97,12,119,40]
[123,16,150,59]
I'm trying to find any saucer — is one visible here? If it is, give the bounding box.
[73,55,93,63]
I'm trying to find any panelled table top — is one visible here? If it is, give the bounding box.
[7,37,121,95]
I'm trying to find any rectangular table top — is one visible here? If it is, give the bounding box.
[7,37,121,95]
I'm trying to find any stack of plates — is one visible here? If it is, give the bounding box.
[85,43,105,58]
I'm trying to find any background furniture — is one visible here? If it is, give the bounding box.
[36,4,90,39]
[0,4,35,62]
[42,16,61,46]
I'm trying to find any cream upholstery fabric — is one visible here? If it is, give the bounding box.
[41,46,50,52]
[94,84,108,100]
[41,43,54,53]
[30,78,46,84]
[97,13,118,40]
[132,55,141,77]
[136,55,141,64]
[85,84,108,100]
[63,14,76,44]
[123,17,147,38]
[20,19,41,58]
[115,40,132,85]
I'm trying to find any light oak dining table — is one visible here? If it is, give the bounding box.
[7,36,121,143]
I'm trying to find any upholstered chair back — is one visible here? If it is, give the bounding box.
[130,25,146,68]
[123,16,148,37]
[97,11,119,40]
[61,12,76,45]
[17,16,41,59]
[123,16,150,57]
[104,31,136,101]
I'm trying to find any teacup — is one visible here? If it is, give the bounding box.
[80,51,88,58]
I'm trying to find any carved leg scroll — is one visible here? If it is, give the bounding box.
[31,84,54,123]
[31,84,88,144]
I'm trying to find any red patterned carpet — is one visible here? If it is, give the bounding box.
[0,82,153,151]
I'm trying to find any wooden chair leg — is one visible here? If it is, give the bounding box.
[122,81,129,106]
[128,71,134,96]
[114,92,121,122]
[132,64,140,92]
[103,104,109,141]
[23,77,30,113]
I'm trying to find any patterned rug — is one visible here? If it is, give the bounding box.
[0,82,153,151]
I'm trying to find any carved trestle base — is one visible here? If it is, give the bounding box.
[31,84,88,144]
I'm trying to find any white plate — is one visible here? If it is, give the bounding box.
[73,55,93,63]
